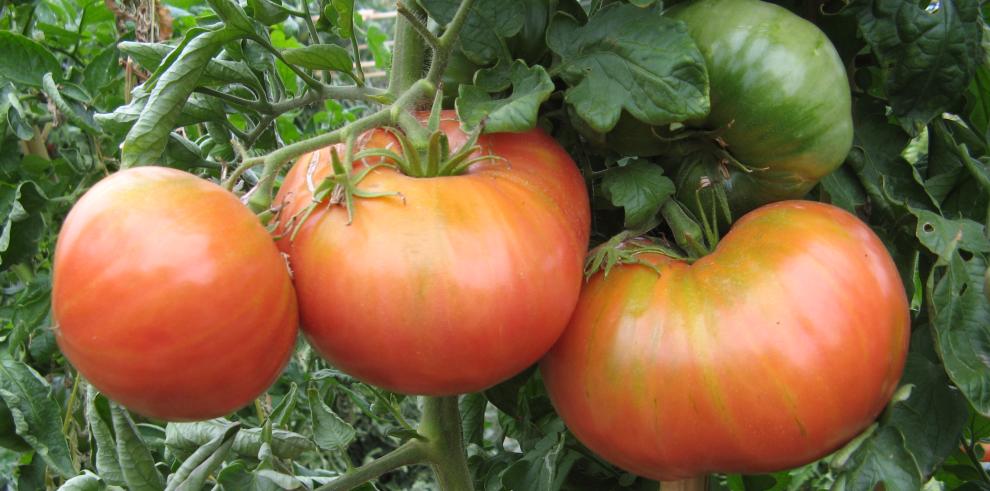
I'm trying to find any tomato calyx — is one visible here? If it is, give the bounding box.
[362,124,500,178]
[585,223,688,278]
[282,142,404,238]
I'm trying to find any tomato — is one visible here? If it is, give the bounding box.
[53,167,298,421]
[666,0,853,216]
[274,113,590,395]
[541,201,909,480]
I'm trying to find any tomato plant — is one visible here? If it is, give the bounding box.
[543,201,910,480]
[274,114,590,395]
[1,0,989,490]
[52,167,298,421]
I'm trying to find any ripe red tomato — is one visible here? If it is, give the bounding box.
[541,201,909,480]
[274,114,590,395]
[53,167,298,421]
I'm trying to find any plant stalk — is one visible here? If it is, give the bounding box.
[315,440,428,491]
[419,396,475,491]
[661,477,710,491]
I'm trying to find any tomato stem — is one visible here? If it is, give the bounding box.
[315,440,429,491]
[419,396,475,491]
[661,476,710,491]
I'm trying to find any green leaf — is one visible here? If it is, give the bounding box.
[845,0,983,134]
[456,61,553,134]
[247,0,290,25]
[307,386,355,452]
[845,98,939,218]
[216,461,305,491]
[547,4,709,132]
[110,404,163,491]
[0,31,61,88]
[911,209,990,262]
[420,0,525,64]
[121,27,239,168]
[499,421,579,491]
[819,166,867,213]
[601,160,675,229]
[460,393,486,447]
[120,42,261,90]
[165,419,315,461]
[164,422,239,491]
[85,388,125,487]
[206,0,257,36]
[366,24,391,71]
[887,354,969,476]
[330,0,355,39]
[0,397,30,451]
[0,180,47,270]
[58,471,111,491]
[42,73,101,135]
[832,426,922,491]
[281,44,354,73]
[930,254,990,416]
[0,358,75,478]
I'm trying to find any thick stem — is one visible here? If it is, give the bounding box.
[661,477,710,491]
[387,2,428,96]
[315,440,428,491]
[419,397,475,491]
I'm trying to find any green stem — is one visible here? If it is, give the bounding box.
[662,477,710,491]
[660,201,710,259]
[387,2,428,96]
[419,397,475,491]
[315,440,428,491]
[61,373,80,435]
[427,0,475,84]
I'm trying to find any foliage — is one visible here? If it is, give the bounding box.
[0,0,989,489]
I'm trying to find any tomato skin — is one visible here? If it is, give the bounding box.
[669,0,853,214]
[53,167,298,421]
[541,201,909,480]
[274,114,591,395]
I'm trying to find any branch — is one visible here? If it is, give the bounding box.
[397,2,440,52]
[314,440,428,491]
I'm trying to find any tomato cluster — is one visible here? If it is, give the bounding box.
[50,0,908,483]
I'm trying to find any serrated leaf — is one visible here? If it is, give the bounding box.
[0,358,75,478]
[110,405,163,491]
[499,422,579,491]
[459,393,486,447]
[166,419,315,461]
[0,180,47,270]
[820,166,867,213]
[456,61,553,134]
[845,0,982,134]
[307,386,355,452]
[601,161,674,229]
[164,422,239,491]
[330,0,355,38]
[248,0,290,25]
[0,31,61,88]
[912,209,990,261]
[845,98,939,218]
[420,0,525,64]
[281,44,353,73]
[930,254,990,416]
[86,387,125,487]
[832,426,922,491]
[206,0,256,36]
[887,354,969,476]
[57,471,109,491]
[547,4,708,133]
[121,27,239,168]
[120,42,261,90]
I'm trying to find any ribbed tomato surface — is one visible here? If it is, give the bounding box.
[53,167,298,421]
[274,114,590,395]
[542,201,909,480]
